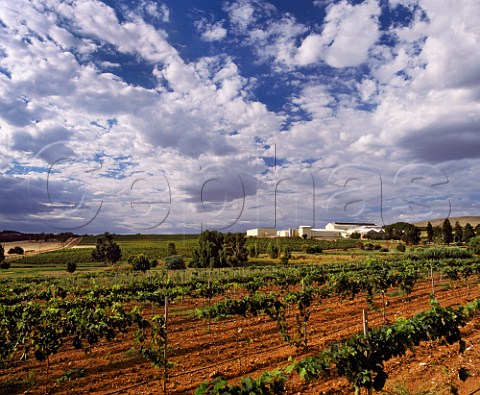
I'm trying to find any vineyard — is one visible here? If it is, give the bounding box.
[1,244,480,394]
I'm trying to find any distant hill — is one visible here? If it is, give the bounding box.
[414,216,480,228]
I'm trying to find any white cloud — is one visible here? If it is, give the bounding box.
[226,0,381,69]
[320,0,381,68]
[1,0,480,232]
[294,34,324,66]
[196,19,227,42]
[224,0,261,29]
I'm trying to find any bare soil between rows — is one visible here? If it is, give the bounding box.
[1,277,480,395]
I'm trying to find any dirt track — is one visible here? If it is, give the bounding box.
[2,237,81,257]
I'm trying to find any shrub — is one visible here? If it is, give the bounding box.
[131,254,151,272]
[247,243,259,258]
[364,243,374,251]
[396,244,406,252]
[66,262,77,273]
[8,246,24,255]
[164,255,186,270]
[1,260,11,269]
[380,247,389,253]
[302,244,323,254]
[167,242,177,257]
[468,236,480,254]
[267,241,279,259]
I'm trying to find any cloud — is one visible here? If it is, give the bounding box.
[1,0,480,232]
[196,18,227,42]
[316,0,381,68]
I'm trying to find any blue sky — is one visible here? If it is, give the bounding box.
[0,0,479,234]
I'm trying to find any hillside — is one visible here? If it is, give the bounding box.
[414,215,480,228]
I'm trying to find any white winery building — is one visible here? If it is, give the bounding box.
[247,222,383,239]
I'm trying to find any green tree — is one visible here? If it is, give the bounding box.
[91,232,122,264]
[463,223,475,242]
[433,226,443,244]
[442,218,453,245]
[131,254,151,272]
[267,241,279,259]
[475,224,480,236]
[190,231,248,268]
[190,230,226,268]
[164,255,186,270]
[167,242,177,257]
[350,232,361,240]
[426,222,434,243]
[222,232,248,266]
[247,242,259,258]
[384,222,420,244]
[468,236,480,254]
[8,246,24,255]
[280,245,291,265]
[453,221,463,243]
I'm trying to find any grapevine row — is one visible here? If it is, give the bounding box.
[195,299,480,394]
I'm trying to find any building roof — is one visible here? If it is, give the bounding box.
[333,222,376,226]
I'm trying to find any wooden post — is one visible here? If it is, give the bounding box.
[430,262,435,299]
[163,296,168,395]
[362,309,369,339]
[363,309,373,395]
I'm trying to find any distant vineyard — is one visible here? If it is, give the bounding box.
[16,249,95,265]
[245,237,358,252]
[78,234,200,245]
[14,234,360,265]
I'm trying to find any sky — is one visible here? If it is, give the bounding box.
[0,0,480,235]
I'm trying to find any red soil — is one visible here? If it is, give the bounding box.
[1,277,480,395]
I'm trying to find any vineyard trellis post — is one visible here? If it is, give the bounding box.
[163,295,169,395]
[430,262,435,299]
[362,309,373,395]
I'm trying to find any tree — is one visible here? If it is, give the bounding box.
[8,246,24,255]
[131,254,151,272]
[190,231,248,268]
[426,222,434,243]
[350,232,361,240]
[267,241,279,259]
[280,245,291,265]
[366,230,385,241]
[247,242,259,258]
[475,224,480,236]
[190,230,226,268]
[442,218,453,245]
[91,232,122,264]
[463,223,475,242]
[384,222,420,245]
[222,233,248,266]
[167,242,177,257]
[0,245,9,269]
[433,226,443,244]
[164,255,186,270]
[453,221,463,243]
[468,236,480,254]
